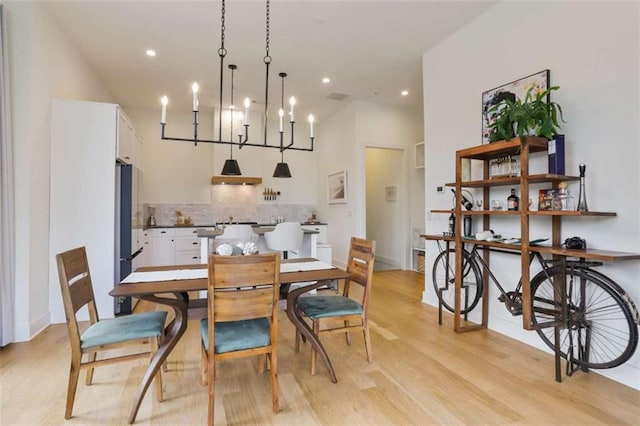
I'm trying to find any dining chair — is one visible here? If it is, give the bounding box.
[200,253,281,425]
[55,246,167,419]
[264,222,303,259]
[294,237,376,375]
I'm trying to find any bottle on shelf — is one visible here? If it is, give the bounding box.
[463,215,473,237]
[451,189,473,211]
[448,210,455,235]
[507,188,519,211]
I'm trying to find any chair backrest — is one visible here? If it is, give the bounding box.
[56,246,99,349]
[344,237,376,309]
[220,224,255,239]
[263,222,303,252]
[207,253,280,345]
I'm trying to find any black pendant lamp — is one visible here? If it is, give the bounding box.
[221,158,241,175]
[273,161,291,178]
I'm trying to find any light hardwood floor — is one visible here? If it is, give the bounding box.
[2,270,639,425]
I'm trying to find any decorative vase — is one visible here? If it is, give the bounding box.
[577,164,589,212]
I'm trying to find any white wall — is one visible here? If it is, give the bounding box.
[422,1,639,389]
[6,2,114,341]
[317,100,423,266]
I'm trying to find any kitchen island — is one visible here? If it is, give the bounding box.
[197,226,321,262]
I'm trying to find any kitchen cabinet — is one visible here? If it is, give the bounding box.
[302,224,328,243]
[49,99,143,322]
[174,228,202,265]
[148,227,203,266]
[117,109,134,164]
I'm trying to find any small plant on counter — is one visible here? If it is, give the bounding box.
[487,86,566,142]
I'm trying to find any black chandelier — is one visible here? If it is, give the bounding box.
[159,0,315,178]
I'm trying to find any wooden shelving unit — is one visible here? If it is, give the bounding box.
[446,136,633,332]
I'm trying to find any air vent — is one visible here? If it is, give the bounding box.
[326,92,349,101]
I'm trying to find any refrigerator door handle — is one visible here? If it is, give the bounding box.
[131,247,144,260]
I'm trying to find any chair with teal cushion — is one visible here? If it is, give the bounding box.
[200,253,281,426]
[295,237,376,375]
[56,246,167,420]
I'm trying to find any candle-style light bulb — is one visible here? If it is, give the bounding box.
[243,97,250,125]
[308,114,314,138]
[161,96,168,124]
[236,111,244,136]
[278,108,284,132]
[192,82,199,112]
[289,96,296,122]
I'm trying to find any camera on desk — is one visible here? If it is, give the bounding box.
[564,236,587,250]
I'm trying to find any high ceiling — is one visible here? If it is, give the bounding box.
[43,0,496,123]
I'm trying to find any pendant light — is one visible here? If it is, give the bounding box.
[221,64,242,176]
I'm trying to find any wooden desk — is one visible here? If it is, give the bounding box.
[109,258,349,424]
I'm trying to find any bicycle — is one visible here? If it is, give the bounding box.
[431,239,640,373]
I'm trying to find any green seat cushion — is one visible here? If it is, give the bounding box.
[200,318,271,354]
[81,310,167,349]
[297,296,362,319]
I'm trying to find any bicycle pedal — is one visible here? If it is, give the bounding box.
[508,306,523,316]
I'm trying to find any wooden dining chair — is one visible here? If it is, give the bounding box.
[200,253,281,425]
[55,246,167,419]
[295,237,376,375]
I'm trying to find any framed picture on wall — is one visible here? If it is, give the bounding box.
[481,69,550,144]
[327,171,348,204]
[385,186,397,202]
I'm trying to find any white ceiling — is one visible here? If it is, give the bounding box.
[43,0,496,123]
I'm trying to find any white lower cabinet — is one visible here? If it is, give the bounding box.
[148,227,202,266]
[174,228,202,265]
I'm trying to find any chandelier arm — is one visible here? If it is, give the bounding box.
[161,134,313,151]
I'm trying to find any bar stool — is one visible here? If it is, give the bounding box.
[263,222,303,260]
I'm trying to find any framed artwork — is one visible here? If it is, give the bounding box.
[385,186,397,202]
[327,171,348,204]
[482,69,550,144]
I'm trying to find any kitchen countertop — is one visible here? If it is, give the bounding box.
[145,222,326,230]
[197,226,320,238]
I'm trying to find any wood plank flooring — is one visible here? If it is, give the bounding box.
[1,270,639,425]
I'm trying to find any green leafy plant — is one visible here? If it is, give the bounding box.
[487,86,565,143]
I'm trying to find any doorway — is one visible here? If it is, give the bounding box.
[365,147,406,271]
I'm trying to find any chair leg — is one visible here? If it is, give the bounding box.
[363,322,373,363]
[200,344,208,386]
[310,320,320,376]
[207,351,215,426]
[257,354,266,374]
[294,329,301,352]
[65,358,81,419]
[344,320,352,345]
[269,351,279,413]
[85,352,96,385]
[161,328,168,372]
[151,337,164,402]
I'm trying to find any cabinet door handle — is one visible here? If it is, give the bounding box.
[192,242,198,245]
[160,231,167,234]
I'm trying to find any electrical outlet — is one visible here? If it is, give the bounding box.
[436,186,444,194]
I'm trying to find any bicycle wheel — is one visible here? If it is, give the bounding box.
[530,266,638,369]
[432,248,483,314]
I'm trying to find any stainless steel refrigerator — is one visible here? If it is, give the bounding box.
[115,162,143,315]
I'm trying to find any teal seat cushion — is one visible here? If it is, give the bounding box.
[200,318,271,354]
[81,310,167,349]
[297,296,362,320]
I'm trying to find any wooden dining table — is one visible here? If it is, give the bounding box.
[109,257,350,424]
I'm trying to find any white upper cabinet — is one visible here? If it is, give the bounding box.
[117,108,135,164]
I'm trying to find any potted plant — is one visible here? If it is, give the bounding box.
[487,86,565,143]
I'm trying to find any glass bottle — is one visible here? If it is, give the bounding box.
[577,164,589,211]
[507,188,519,211]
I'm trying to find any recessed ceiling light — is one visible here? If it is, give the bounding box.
[401,90,409,96]
[146,49,156,57]
[322,77,331,84]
